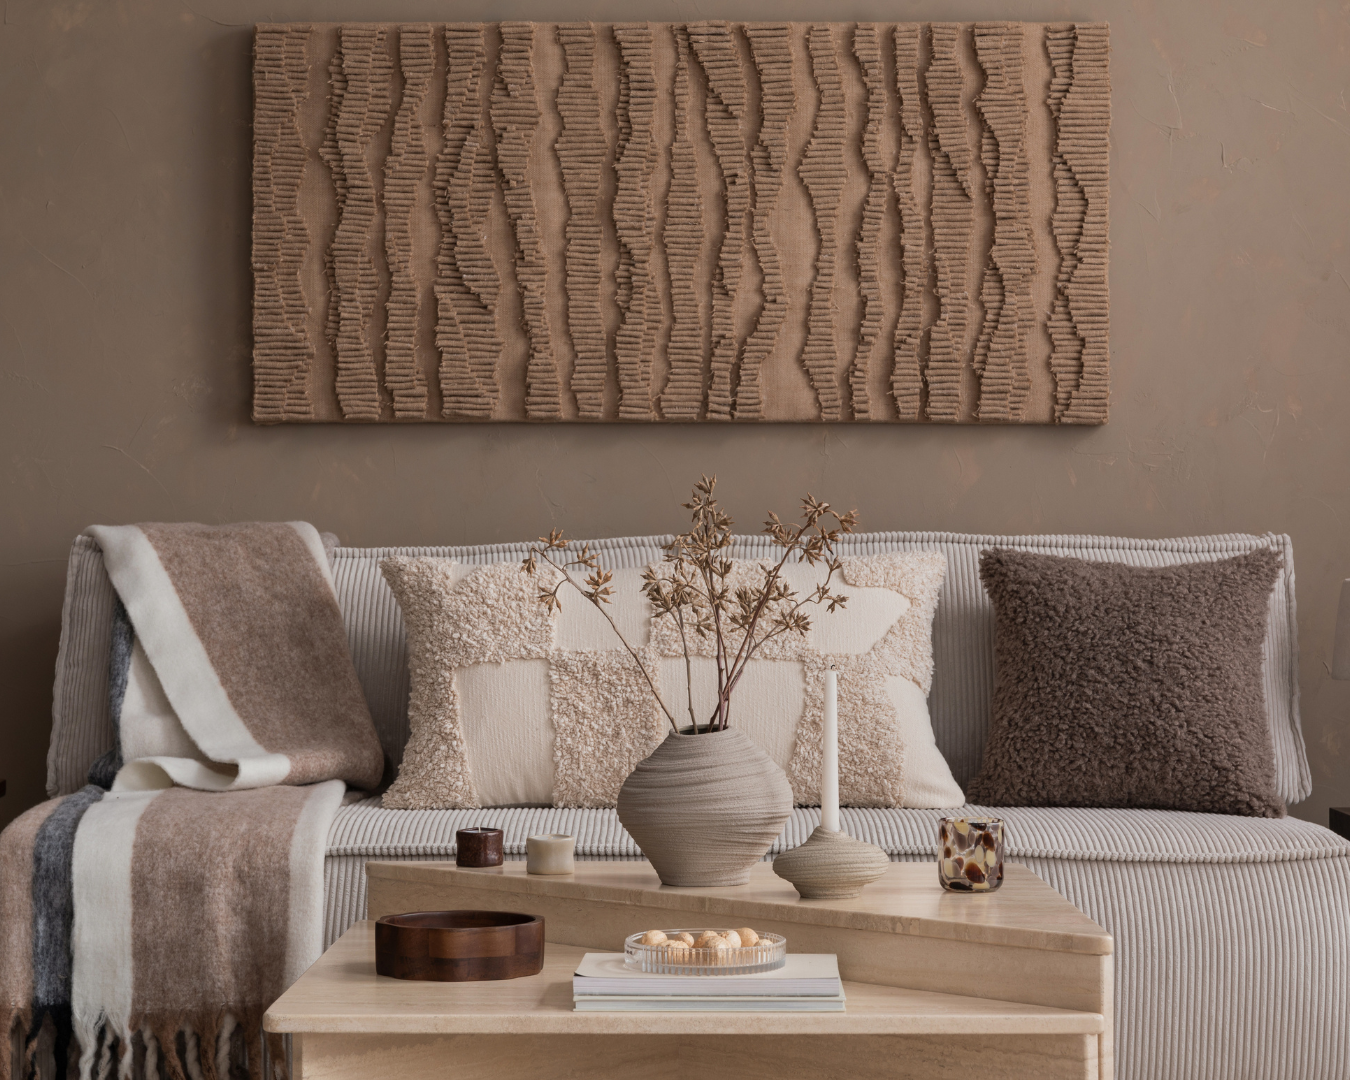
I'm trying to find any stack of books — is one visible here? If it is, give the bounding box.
[572,952,845,1012]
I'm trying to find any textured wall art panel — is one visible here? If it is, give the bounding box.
[251,22,1110,424]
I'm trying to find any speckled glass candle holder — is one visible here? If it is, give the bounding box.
[456,827,504,867]
[938,817,1005,892]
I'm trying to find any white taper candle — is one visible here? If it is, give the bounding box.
[822,666,840,832]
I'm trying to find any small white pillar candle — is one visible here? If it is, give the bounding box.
[822,667,840,833]
[526,833,575,875]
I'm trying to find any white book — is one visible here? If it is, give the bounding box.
[572,953,842,998]
[574,993,847,1013]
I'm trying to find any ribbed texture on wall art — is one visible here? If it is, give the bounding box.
[251,26,314,422]
[250,22,1111,424]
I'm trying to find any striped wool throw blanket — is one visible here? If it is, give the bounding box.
[2,523,384,1080]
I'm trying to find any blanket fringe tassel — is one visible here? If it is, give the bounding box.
[3,1007,31,1080]
[3,1009,282,1080]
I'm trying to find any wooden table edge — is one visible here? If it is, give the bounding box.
[364,859,1114,957]
[263,1009,1107,1037]
[264,927,1106,1038]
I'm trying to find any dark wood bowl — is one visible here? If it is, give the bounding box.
[375,910,545,982]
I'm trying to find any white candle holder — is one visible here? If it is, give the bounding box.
[772,825,890,900]
[822,667,840,832]
[526,833,575,875]
[774,667,886,899]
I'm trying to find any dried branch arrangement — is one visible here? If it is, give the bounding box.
[523,476,858,734]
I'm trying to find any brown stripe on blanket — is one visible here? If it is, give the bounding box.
[0,800,61,1080]
[128,786,306,1080]
[139,523,382,788]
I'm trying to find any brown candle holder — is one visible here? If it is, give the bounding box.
[456,827,504,867]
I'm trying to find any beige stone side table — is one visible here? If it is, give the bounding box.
[266,921,1105,1080]
[264,859,1114,1080]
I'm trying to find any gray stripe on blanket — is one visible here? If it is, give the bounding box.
[31,786,103,1008]
[30,785,103,1079]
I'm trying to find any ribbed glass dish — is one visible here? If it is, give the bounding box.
[623,930,787,975]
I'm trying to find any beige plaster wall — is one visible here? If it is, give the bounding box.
[2,0,1348,830]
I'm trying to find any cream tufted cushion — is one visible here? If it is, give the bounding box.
[379,552,963,810]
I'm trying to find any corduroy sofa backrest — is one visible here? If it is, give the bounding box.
[47,530,1310,806]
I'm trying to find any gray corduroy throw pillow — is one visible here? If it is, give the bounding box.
[968,548,1285,817]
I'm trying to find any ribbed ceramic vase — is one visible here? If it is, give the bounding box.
[617,727,793,887]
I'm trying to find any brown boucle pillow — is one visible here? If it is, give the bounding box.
[967,548,1285,817]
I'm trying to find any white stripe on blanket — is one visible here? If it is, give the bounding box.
[286,524,337,591]
[118,643,203,762]
[283,782,345,988]
[71,790,161,1080]
[115,644,284,791]
[88,526,268,764]
[113,756,290,793]
[89,524,294,790]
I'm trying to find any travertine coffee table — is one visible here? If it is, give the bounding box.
[266,860,1112,1080]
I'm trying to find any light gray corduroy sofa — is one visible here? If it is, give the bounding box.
[46,530,1350,1080]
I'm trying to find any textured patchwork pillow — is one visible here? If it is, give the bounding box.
[380,552,963,810]
[967,548,1285,817]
